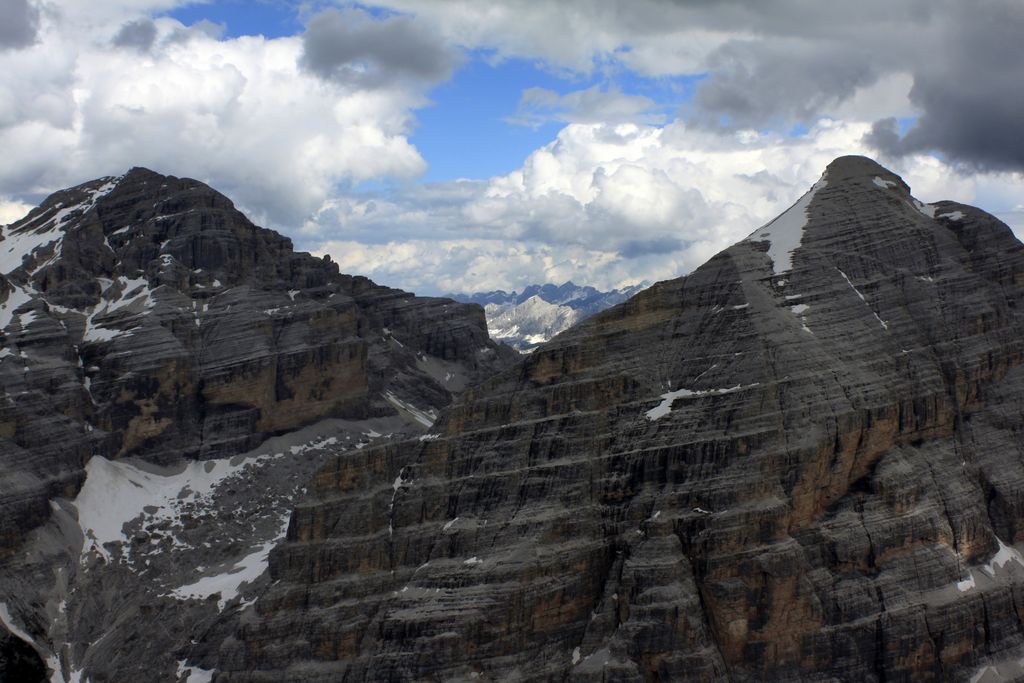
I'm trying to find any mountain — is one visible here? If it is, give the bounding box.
[0,168,517,682]
[213,156,1024,681]
[450,282,647,350]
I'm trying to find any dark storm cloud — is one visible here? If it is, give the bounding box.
[0,0,40,50]
[864,2,1024,171]
[300,8,454,88]
[672,0,924,129]
[112,19,157,52]
[663,0,1024,172]
[692,38,884,128]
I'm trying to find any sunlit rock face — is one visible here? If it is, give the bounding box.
[0,168,519,682]
[219,156,1024,681]
[0,167,515,553]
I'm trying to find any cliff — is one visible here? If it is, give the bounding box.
[217,156,1024,681]
[0,168,516,681]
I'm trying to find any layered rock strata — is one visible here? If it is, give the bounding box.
[0,168,515,681]
[0,167,513,554]
[218,157,1024,681]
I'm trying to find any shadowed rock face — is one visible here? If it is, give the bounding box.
[0,167,516,555]
[217,156,1024,681]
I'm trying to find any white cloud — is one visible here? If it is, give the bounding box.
[1,0,1020,301]
[0,4,433,227]
[311,238,680,295]
[309,117,1022,295]
[0,197,33,225]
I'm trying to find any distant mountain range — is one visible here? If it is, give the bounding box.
[449,281,648,350]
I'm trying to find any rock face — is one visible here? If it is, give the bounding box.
[0,167,513,553]
[0,168,516,681]
[218,156,1024,681]
[451,281,647,351]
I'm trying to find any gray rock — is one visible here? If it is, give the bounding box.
[0,168,517,681]
[0,167,514,553]
[216,156,1024,681]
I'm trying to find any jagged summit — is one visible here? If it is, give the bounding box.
[0,166,516,551]
[0,167,520,682]
[213,156,1024,682]
[6,157,1024,682]
[738,154,983,277]
[450,280,648,350]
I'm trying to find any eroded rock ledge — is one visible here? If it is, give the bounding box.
[219,157,1024,681]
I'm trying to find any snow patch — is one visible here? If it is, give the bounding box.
[288,435,337,455]
[168,513,290,611]
[981,538,1024,578]
[176,659,215,683]
[956,573,976,592]
[646,383,758,421]
[81,276,157,343]
[872,177,897,189]
[0,283,34,330]
[938,210,965,221]
[746,175,827,273]
[73,452,284,561]
[955,538,1024,595]
[913,200,937,218]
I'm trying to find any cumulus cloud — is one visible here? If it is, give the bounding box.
[312,237,685,295]
[306,117,1016,294]
[0,0,39,50]
[300,7,455,88]
[1,0,1020,299]
[373,0,1024,173]
[0,9,433,228]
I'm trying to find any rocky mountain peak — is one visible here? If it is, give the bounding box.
[451,280,648,350]
[825,152,903,179]
[210,156,1024,682]
[6,156,1024,682]
[0,167,516,553]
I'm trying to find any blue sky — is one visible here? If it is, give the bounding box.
[1,0,1021,295]
[167,2,703,182]
[164,0,304,40]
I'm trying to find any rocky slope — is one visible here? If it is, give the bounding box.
[216,156,1024,682]
[451,282,646,350]
[0,168,516,681]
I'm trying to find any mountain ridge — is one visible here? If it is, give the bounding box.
[0,167,517,681]
[214,155,1024,681]
[450,281,648,350]
[5,156,1024,681]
